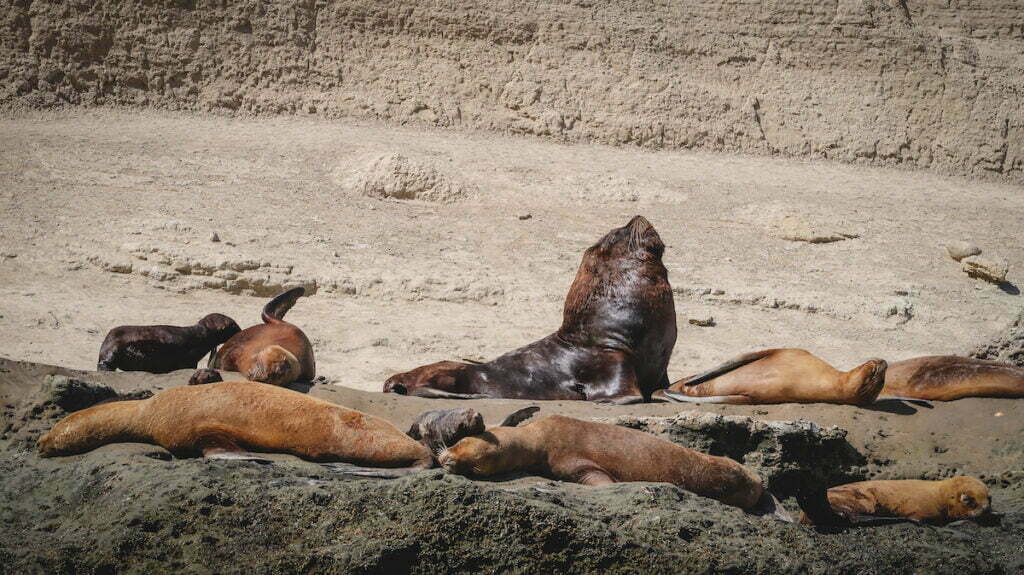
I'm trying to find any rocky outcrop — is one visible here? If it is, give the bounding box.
[2,1,1022,183]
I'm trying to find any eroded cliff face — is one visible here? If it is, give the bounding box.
[2,0,1022,181]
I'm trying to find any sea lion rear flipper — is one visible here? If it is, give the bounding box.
[749,491,794,523]
[499,406,540,427]
[662,390,752,404]
[261,286,305,323]
[875,396,934,407]
[202,448,272,464]
[409,387,490,400]
[677,350,775,387]
[578,469,615,486]
[321,462,426,479]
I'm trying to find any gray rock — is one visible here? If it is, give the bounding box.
[945,241,981,262]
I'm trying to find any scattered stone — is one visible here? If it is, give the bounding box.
[737,204,860,244]
[961,255,1008,284]
[970,309,1024,367]
[688,316,715,327]
[210,232,221,243]
[518,214,532,220]
[87,255,132,274]
[880,298,914,325]
[945,241,981,262]
[341,153,473,203]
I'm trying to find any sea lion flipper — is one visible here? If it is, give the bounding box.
[409,387,490,400]
[203,449,272,464]
[749,491,794,523]
[662,390,751,404]
[261,287,305,323]
[321,462,426,479]
[578,468,615,486]
[875,396,934,407]
[499,406,540,427]
[677,350,774,387]
[593,395,646,405]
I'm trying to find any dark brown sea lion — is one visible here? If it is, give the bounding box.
[188,368,224,385]
[799,477,993,526]
[37,381,433,469]
[662,349,887,405]
[437,414,787,518]
[406,406,539,453]
[211,287,315,387]
[96,313,240,373]
[384,216,677,403]
[881,355,1024,400]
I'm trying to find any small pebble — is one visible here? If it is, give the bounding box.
[210,232,221,243]
[688,317,715,327]
[518,214,533,220]
[945,241,981,262]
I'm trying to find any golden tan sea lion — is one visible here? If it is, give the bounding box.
[37,381,433,469]
[662,349,886,405]
[800,477,992,526]
[211,287,315,387]
[881,355,1024,401]
[437,413,786,517]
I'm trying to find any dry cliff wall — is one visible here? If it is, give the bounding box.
[2,0,1023,182]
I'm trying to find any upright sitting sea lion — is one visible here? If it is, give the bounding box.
[211,287,315,387]
[96,313,240,373]
[881,356,1024,401]
[800,477,992,526]
[662,349,887,405]
[384,216,677,403]
[437,413,786,518]
[38,381,433,469]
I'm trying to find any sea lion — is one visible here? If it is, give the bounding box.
[881,355,1024,401]
[662,349,887,405]
[188,368,223,385]
[37,381,433,469]
[437,413,785,517]
[96,313,240,373]
[406,406,539,453]
[799,477,993,526]
[211,287,315,387]
[384,216,677,403]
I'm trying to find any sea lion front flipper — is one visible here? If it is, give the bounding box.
[261,286,305,323]
[662,390,752,404]
[578,468,615,486]
[202,448,272,464]
[593,395,646,405]
[321,462,427,479]
[677,350,775,387]
[749,491,794,523]
[498,406,540,427]
[875,396,934,408]
[408,387,490,400]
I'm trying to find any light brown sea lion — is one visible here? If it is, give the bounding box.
[799,477,993,526]
[384,216,677,404]
[881,355,1024,401]
[437,414,786,517]
[37,381,433,469]
[662,349,887,405]
[211,287,315,387]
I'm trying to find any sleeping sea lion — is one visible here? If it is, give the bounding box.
[799,477,993,526]
[662,348,887,405]
[384,216,677,403]
[211,287,315,387]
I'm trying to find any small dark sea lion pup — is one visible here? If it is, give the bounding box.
[384,216,677,403]
[662,349,887,405]
[881,355,1024,400]
[406,406,539,454]
[211,287,316,387]
[188,368,224,385]
[432,409,789,519]
[38,381,433,469]
[799,477,994,526]
[97,313,240,373]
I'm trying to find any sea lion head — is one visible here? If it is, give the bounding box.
[942,476,991,520]
[188,368,223,386]
[198,313,241,344]
[407,407,486,454]
[249,345,300,386]
[383,361,476,395]
[437,432,510,477]
[589,215,665,263]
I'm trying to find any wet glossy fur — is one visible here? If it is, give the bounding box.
[97,313,240,373]
[882,356,1024,400]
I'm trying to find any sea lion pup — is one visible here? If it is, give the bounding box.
[799,477,992,526]
[37,381,433,469]
[662,349,887,406]
[406,406,539,453]
[188,368,223,385]
[96,313,241,373]
[384,216,677,403]
[880,356,1024,401]
[211,287,315,387]
[437,413,788,519]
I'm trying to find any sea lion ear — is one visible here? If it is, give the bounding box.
[499,406,540,427]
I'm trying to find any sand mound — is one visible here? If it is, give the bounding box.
[342,153,473,203]
[736,203,861,243]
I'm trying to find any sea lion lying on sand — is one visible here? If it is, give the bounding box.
[881,356,1024,401]
[211,287,315,387]
[38,381,433,469]
[662,349,887,406]
[800,477,994,526]
[97,313,240,373]
[384,216,677,404]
